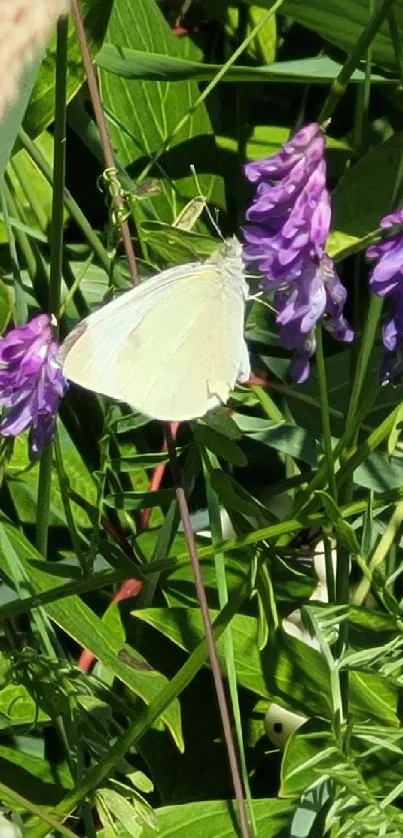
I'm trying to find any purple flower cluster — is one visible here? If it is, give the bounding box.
[367,209,403,385]
[243,123,354,381]
[0,314,67,458]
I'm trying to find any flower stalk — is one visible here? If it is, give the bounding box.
[36,15,68,556]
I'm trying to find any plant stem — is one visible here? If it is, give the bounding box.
[344,294,383,444]
[18,128,121,284]
[165,427,251,838]
[318,0,396,124]
[36,16,68,556]
[315,326,337,501]
[136,0,286,186]
[204,453,257,836]
[70,0,138,285]
[353,500,403,605]
[49,18,68,320]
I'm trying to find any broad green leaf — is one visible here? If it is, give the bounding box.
[0,519,183,750]
[135,609,269,698]
[218,124,351,164]
[280,0,403,71]
[234,415,403,494]
[98,0,224,227]
[141,798,293,837]
[270,632,398,726]
[137,607,397,723]
[0,683,49,728]
[24,0,113,137]
[98,47,393,85]
[0,746,69,806]
[6,424,96,528]
[333,133,403,242]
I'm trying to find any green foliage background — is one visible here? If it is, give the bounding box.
[0,0,403,836]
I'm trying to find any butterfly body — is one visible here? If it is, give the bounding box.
[60,237,250,421]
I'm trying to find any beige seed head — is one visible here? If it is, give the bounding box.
[0,0,70,121]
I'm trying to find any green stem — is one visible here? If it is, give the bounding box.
[3,179,50,309]
[49,17,68,320]
[54,434,86,565]
[344,294,383,442]
[315,326,337,501]
[18,128,119,284]
[204,453,257,836]
[353,502,403,606]
[36,17,68,557]
[318,0,396,124]
[136,0,286,185]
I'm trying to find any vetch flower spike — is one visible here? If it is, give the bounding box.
[0,314,67,458]
[243,122,353,381]
[367,209,403,385]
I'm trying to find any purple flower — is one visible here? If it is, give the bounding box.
[0,314,67,458]
[367,209,403,384]
[243,124,353,381]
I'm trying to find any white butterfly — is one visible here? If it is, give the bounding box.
[60,236,250,422]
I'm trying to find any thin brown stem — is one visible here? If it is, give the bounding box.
[70,0,138,285]
[165,426,251,838]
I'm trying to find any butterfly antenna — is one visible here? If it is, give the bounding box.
[189,164,225,242]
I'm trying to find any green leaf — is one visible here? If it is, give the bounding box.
[0,519,183,750]
[138,220,217,263]
[97,46,393,84]
[0,682,49,728]
[193,424,247,467]
[141,798,293,837]
[0,746,68,807]
[6,131,58,244]
[0,279,12,333]
[104,488,175,511]
[7,424,97,529]
[135,608,269,698]
[24,0,113,137]
[97,789,144,837]
[316,491,362,554]
[280,0,403,71]
[0,54,43,181]
[270,632,399,726]
[98,0,224,227]
[333,133,403,243]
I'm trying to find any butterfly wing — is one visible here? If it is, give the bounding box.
[115,266,248,420]
[61,262,207,401]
